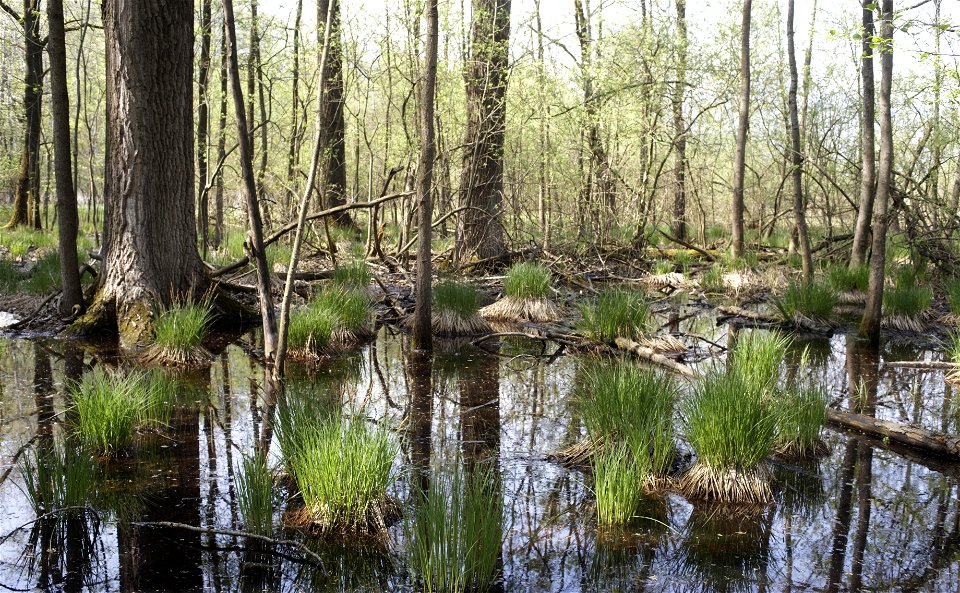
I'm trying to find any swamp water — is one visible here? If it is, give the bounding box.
[0,311,958,592]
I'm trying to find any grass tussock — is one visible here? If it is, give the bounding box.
[774,384,828,459]
[288,288,372,357]
[481,262,561,322]
[775,280,837,324]
[826,263,869,294]
[142,301,213,366]
[236,453,274,535]
[699,266,725,294]
[332,260,372,291]
[432,281,490,336]
[20,443,97,514]
[591,444,651,525]
[72,368,175,456]
[578,287,651,342]
[883,268,932,330]
[728,330,790,392]
[406,464,502,593]
[280,413,397,534]
[945,277,960,317]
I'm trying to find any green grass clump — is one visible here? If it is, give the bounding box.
[147,301,213,365]
[774,385,827,458]
[652,260,674,275]
[331,260,372,290]
[288,288,371,354]
[72,369,174,456]
[825,263,869,293]
[407,464,502,593]
[320,288,371,337]
[503,262,552,300]
[700,266,725,294]
[945,277,960,316]
[578,287,651,342]
[578,361,676,475]
[728,330,790,393]
[775,280,837,321]
[287,305,337,355]
[883,280,932,318]
[237,453,274,535]
[434,282,482,318]
[592,444,650,526]
[20,443,97,514]
[283,414,397,533]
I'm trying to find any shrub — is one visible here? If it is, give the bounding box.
[579,288,651,342]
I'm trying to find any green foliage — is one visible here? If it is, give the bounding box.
[407,464,502,593]
[946,277,960,316]
[152,301,213,352]
[578,287,651,342]
[774,384,827,457]
[236,453,274,535]
[433,281,482,317]
[652,259,674,275]
[775,280,837,320]
[883,269,932,317]
[700,266,725,293]
[332,260,372,290]
[825,263,869,293]
[20,443,97,514]
[728,330,790,393]
[503,262,552,300]
[578,361,676,475]
[684,368,777,471]
[705,224,728,244]
[287,305,337,353]
[592,444,649,526]
[721,251,758,271]
[288,288,371,352]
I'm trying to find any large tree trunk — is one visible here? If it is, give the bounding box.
[671,0,688,240]
[79,0,208,347]
[4,0,43,230]
[318,0,355,228]
[411,0,439,351]
[455,0,510,262]
[786,0,813,281]
[850,3,877,268]
[730,0,752,258]
[197,0,212,257]
[860,0,894,345]
[47,0,84,315]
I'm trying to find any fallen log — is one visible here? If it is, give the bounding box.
[614,337,695,378]
[885,360,958,370]
[716,304,832,333]
[827,408,960,459]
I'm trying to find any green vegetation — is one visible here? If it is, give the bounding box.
[774,385,827,458]
[332,260,372,290]
[652,259,674,275]
[775,280,837,321]
[145,301,213,365]
[578,287,651,342]
[700,266,725,294]
[236,453,274,535]
[945,277,960,316]
[728,330,790,392]
[432,281,489,335]
[288,304,338,356]
[825,263,869,293]
[884,268,933,318]
[72,369,174,456]
[287,288,372,355]
[591,444,649,526]
[503,262,552,299]
[20,443,97,514]
[407,464,502,593]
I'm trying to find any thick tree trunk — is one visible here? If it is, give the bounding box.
[80,0,207,347]
[860,0,894,344]
[5,0,43,230]
[318,0,355,228]
[47,0,84,315]
[786,0,813,281]
[850,3,877,268]
[411,0,439,351]
[730,0,752,258]
[197,0,212,257]
[455,0,510,262]
[671,0,687,240]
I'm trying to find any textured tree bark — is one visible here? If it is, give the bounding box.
[197,0,212,257]
[317,0,355,228]
[4,0,43,230]
[860,0,894,345]
[730,0,752,258]
[850,3,877,268]
[76,0,208,348]
[214,17,228,250]
[411,0,439,351]
[786,0,813,281]
[671,0,688,240]
[285,0,303,213]
[47,0,84,315]
[455,0,510,262]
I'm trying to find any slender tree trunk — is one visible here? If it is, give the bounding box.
[5,0,43,230]
[850,4,877,268]
[48,0,84,314]
[731,0,752,258]
[671,0,687,240]
[223,0,279,361]
[285,0,303,214]
[247,0,258,152]
[411,0,439,351]
[455,0,510,262]
[786,0,813,281]
[860,0,894,345]
[197,0,212,257]
[214,18,228,250]
[78,0,207,347]
[534,0,549,249]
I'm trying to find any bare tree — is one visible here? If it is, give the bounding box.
[731,0,752,258]
[197,0,213,257]
[850,2,876,268]
[672,0,688,240]
[786,0,813,281]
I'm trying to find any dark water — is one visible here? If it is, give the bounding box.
[1,313,959,592]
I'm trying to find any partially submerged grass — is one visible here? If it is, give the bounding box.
[883,268,932,330]
[283,414,397,534]
[288,288,372,357]
[825,263,869,294]
[237,453,274,535]
[700,266,725,294]
[407,464,502,593]
[578,287,651,342]
[727,330,790,393]
[774,384,827,459]
[288,304,338,357]
[592,444,651,526]
[945,277,960,317]
[20,443,97,514]
[72,369,175,456]
[143,301,213,366]
[681,368,777,503]
[432,281,490,336]
[775,280,837,323]
[481,262,560,323]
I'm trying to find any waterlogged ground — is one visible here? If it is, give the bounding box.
[0,308,959,592]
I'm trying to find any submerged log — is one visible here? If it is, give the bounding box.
[614,337,695,378]
[827,408,960,459]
